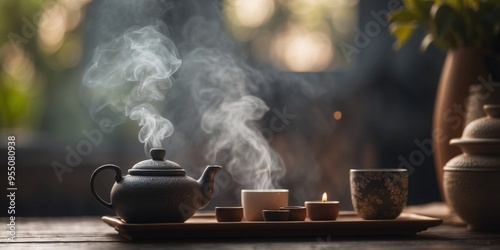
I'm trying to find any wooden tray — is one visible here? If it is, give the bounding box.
[102,211,442,240]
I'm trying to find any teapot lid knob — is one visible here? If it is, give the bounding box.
[484,105,500,118]
[150,148,166,161]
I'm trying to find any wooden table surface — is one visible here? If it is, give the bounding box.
[1,216,500,249]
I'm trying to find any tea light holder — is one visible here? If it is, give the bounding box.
[305,192,340,221]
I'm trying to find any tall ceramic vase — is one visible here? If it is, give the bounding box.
[432,48,499,201]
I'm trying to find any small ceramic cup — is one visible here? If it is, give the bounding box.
[350,169,408,220]
[241,189,289,221]
[215,207,243,222]
[280,206,307,221]
[262,210,289,221]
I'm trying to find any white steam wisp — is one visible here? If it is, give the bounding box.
[181,48,286,189]
[82,20,180,153]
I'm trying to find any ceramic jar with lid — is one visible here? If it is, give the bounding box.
[444,105,500,231]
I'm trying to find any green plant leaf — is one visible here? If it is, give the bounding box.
[444,0,465,10]
[389,9,420,23]
[403,0,435,19]
[390,0,500,50]
[432,3,464,40]
[463,0,480,10]
[403,0,420,12]
[390,23,416,49]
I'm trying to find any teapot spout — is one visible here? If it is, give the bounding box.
[197,165,222,208]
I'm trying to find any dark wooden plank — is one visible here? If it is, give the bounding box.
[1,217,123,243]
[1,216,500,249]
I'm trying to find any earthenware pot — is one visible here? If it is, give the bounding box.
[444,105,500,230]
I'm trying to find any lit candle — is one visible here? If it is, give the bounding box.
[305,192,340,221]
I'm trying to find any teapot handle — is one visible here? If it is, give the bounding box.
[90,164,122,209]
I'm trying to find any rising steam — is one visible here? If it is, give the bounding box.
[181,48,286,189]
[83,2,287,190]
[82,20,180,153]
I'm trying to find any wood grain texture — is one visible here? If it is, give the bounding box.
[1,215,500,249]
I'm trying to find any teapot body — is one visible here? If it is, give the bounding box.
[112,174,200,223]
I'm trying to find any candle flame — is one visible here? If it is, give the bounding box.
[333,111,342,120]
[322,192,327,202]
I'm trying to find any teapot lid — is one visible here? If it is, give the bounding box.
[128,148,186,176]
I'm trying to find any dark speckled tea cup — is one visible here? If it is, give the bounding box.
[350,169,408,220]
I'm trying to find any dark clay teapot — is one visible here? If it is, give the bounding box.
[90,148,222,223]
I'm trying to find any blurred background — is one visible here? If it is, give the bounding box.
[1,0,443,216]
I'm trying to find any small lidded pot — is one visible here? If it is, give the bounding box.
[444,105,500,231]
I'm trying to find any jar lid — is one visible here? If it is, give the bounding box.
[451,105,500,155]
[462,105,500,139]
[128,148,185,176]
